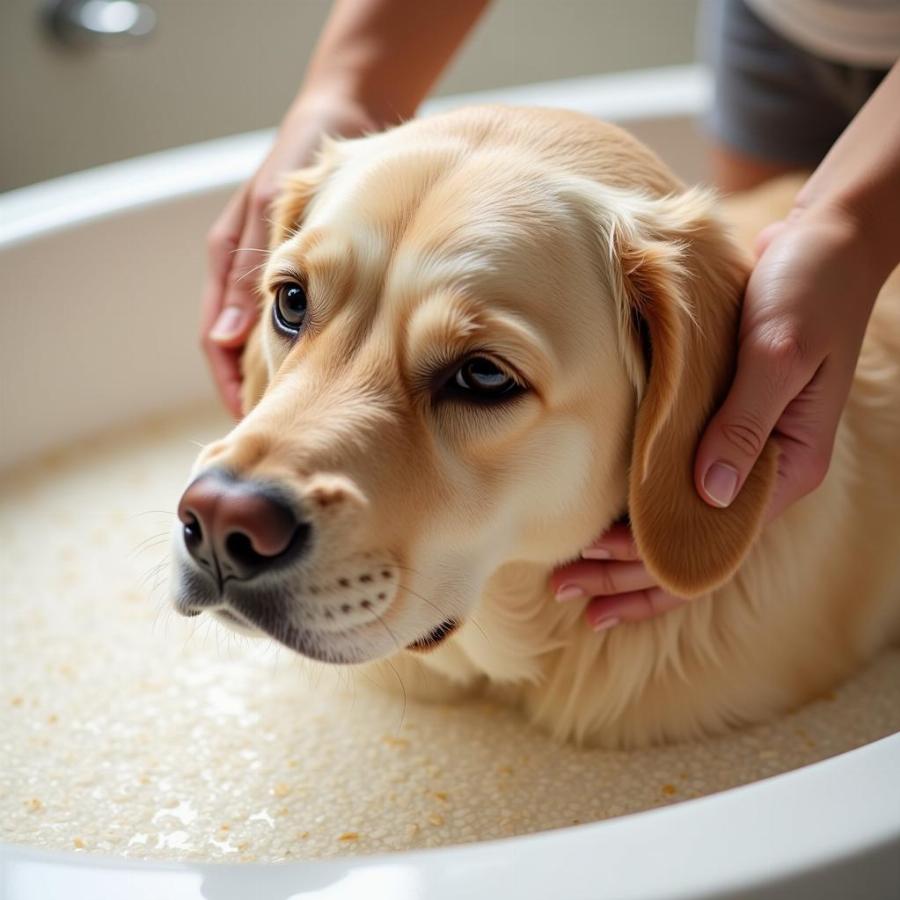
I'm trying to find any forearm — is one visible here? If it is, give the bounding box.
[796,61,900,287]
[297,0,490,126]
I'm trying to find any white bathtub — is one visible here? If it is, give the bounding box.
[1,65,898,900]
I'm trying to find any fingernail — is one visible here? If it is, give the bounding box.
[210,306,247,342]
[582,547,612,560]
[703,462,740,508]
[555,584,585,602]
[591,616,620,633]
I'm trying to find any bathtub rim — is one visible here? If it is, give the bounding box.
[0,64,709,250]
[2,730,898,899]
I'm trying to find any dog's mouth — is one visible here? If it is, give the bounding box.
[212,603,370,663]
[176,554,461,662]
[406,618,460,652]
[203,597,461,663]
[210,604,460,661]
[214,607,259,634]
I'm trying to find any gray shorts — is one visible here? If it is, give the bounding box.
[700,0,889,166]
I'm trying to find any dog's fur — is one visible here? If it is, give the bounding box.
[173,107,900,747]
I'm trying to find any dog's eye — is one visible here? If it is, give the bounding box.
[450,357,522,400]
[273,282,307,334]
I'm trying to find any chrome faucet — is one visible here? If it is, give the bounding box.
[44,0,156,47]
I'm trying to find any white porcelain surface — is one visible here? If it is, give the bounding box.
[1,66,898,899]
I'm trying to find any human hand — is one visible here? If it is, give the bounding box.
[551,523,685,631]
[694,201,879,520]
[554,202,880,629]
[201,95,378,416]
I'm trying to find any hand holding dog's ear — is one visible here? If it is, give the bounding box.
[202,98,377,418]
[554,183,778,605]
[694,204,880,523]
[699,60,900,520]
[558,202,883,631]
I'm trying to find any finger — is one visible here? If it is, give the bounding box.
[753,220,785,259]
[581,522,640,561]
[202,187,251,415]
[694,328,816,509]
[553,560,659,600]
[211,256,264,349]
[202,186,250,332]
[203,196,269,417]
[204,338,244,419]
[584,588,686,631]
[765,353,852,521]
[209,191,272,349]
[201,280,244,419]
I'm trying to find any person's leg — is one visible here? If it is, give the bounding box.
[699,0,853,193]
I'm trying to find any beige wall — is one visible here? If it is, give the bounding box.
[1,0,698,192]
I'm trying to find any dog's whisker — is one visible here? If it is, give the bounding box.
[230,246,273,256]
[130,532,170,557]
[232,259,273,285]
[138,560,166,589]
[395,580,489,644]
[146,572,170,605]
[365,607,409,731]
[150,566,170,597]
[150,592,171,637]
[395,581,449,622]
[383,657,407,734]
[373,558,489,643]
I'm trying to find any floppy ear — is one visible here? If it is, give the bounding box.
[240,142,341,415]
[266,145,339,248]
[592,185,777,597]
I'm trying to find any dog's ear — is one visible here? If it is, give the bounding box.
[578,183,777,597]
[267,145,337,248]
[240,141,344,415]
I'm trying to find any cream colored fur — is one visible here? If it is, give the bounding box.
[178,107,900,748]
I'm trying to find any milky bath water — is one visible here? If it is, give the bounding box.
[3,406,899,863]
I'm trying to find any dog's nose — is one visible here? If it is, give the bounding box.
[177,472,308,580]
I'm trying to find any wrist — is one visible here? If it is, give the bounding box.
[293,61,413,133]
[795,185,899,294]
[278,89,391,153]
[790,195,892,304]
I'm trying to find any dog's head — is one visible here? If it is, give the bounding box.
[171,108,775,664]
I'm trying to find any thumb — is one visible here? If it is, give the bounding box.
[694,340,811,508]
[753,219,786,259]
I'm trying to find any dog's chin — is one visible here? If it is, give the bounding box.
[223,608,461,664]
[199,599,388,664]
[215,606,374,663]
[213,608,261,637]
[192,599,461,665]
[172,556,462,665]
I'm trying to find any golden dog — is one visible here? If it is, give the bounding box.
[172,107,900,747]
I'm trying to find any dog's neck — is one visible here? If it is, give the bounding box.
[424,558,587,686]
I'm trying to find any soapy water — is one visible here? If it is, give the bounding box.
[2,406,899,862]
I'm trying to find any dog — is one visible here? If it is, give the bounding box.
[171,107,900,748]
